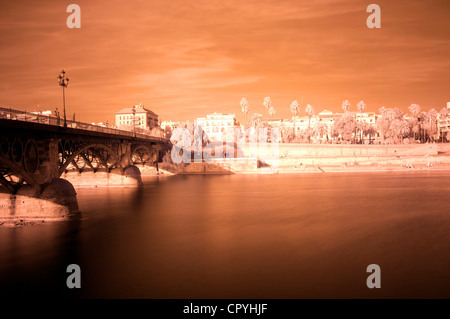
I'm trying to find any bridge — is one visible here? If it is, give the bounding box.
[0,107,170,222]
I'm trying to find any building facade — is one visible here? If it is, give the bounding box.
[196,113,240,141]
[115,103,159,131]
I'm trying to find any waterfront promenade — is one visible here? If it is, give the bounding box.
[159,143,450,175]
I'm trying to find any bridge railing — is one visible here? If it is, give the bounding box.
[0,107,166,141]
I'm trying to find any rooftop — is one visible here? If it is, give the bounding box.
[115,104,158,117]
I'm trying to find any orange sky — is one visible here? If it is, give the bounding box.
[0,0,449,124]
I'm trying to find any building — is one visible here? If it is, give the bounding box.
[196,113,240,141]
[160,120,182,139]
[355,111,377,125]
[115,103,159,131]
[438,103,450,140]
[260,109,379,142]
[161,120,181,132]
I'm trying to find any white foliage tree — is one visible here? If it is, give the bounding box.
[290,100,299,138]
[263,97,272,110]
[305,104,315,143]
[240,97,249,125]
[342,100,351,112]
[268,106,276,119]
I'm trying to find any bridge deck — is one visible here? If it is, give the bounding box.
[0,118,168,144]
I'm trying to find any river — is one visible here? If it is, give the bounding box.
[1,171,450,298]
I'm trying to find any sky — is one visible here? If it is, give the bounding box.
[0,0,449,124]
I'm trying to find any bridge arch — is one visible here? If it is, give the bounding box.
[59,143,123,175]
[0,156,41,194]
[131,144,157,165]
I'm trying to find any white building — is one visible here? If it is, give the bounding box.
[115,103,159,131]
[196,113,240,141]
[161,120,181,131]
[262,109,378,142]
[438,103,450,138]
[355,111,377,125]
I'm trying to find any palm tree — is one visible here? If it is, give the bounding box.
[333,111,356,143]
[290,100,299,138]
[357,100,366,113]
[305,104,315,143]
[263,97,272,111]
[393,119,411,142]
[357,120,368,144]
[356,100,366,143]
[377,107,404,143]
[408,103,421,116]
[418,111,428,142]
[410,120,419,141]
[439,108,449,143]
[363,124,377,144]
[408,104,421,140]
[248,113,262,128]
[240,97,249,126]
[342,100,351,112]
[268,106,276,119]
[313,121,328,143]
[426,108,438,142]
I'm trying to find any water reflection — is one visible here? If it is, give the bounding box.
[1,172,450,298]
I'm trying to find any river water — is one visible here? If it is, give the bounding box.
[1,171,450,298]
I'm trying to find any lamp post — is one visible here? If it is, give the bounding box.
[57,70,69,128]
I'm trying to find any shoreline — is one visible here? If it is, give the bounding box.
[271,165,450,175]
[162,152,450,176]
[161,142,450,176]
[163,164,450,175]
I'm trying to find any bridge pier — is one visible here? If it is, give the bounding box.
[34,139,60,185]
[61,165,143,188]
[0,178,79,223]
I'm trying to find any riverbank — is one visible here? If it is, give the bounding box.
[162,143,450,175]
[271,144,450,174]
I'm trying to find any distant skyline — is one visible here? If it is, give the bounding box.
[0,0,449,124]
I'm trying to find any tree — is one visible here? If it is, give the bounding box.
[376,107,404,143]
[357,100,366,113]
[305,104,315,143]
[333,111,356,143]
[269,106,276,119]
[439,108,449,142]
[248,113,262,128]
[280,122,294,143]
[408,104,421,117]
[263,97,272,111]
[290,100,299,138]
[342,100,351,112]
[313,121,328,143]
[356,100,366,143]
[240,97,249,125]
[409,119,420,141]
[357,120,368,144]
[392,118,411,142]
[363,124,377,144]
[408,104,421,140]
[170,121,209,163]
[424,108,438,142]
